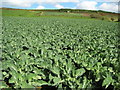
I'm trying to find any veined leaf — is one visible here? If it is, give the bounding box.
[31,80,48,86]
[52,67,60,75]
[53,77,61,85]
[75,68,85,77]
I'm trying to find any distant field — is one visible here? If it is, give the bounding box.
[1,8,119,22]
[1,8,120,89]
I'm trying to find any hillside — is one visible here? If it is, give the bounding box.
[1,7,120,22]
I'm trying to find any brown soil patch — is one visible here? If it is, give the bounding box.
[82,13,90,16]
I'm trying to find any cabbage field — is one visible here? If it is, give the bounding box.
[1,16,120,89]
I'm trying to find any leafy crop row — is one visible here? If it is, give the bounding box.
[1,16,120,89]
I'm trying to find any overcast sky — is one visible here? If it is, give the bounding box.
[1,0,119,13]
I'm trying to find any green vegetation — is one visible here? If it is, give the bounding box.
[1,8,119,22]
[1,15,119,89]
[2,9,36,17]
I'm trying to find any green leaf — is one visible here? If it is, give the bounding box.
[58,84,62,88]
[82,76,91,88]
[53,77,61,85]
[102,74,114,88]
[31,80,48,86]
[82,62,88,67]
[75,68,85,77]
[9,71,18,83]
[9,77,16,83]
[7,63,18,72]
[17,73,23,81]
[108,67,114,72]
[0,82,9,88]
[52,67,60,75]
[3,72,7,75]
[49,74,54,80]
[95,74,101,82]
[27,73,41,80]
[21,82,34,88]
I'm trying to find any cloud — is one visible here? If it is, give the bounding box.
[76,1,98,10]
[76,1,118,13]
[35,0,79,3]
[36,0,119,2]
[94,0,119,2]
[1,0,119,13]
[98,3,118,12]
[2,0,33,8]
[54,4,64,8]
[36,5,45,9]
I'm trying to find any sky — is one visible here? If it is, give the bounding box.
[1,0,120,13]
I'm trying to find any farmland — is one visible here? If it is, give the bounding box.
[1,8,119,22]
[1,8,120,89]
